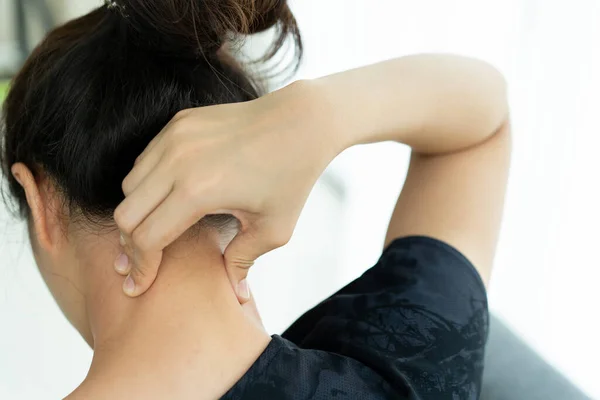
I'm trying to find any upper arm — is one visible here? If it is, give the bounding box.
[384,120,512,285]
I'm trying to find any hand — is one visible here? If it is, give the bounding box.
[113,81,336,300]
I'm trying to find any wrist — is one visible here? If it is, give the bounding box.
[276,79,347,162]
[300,78,357,155]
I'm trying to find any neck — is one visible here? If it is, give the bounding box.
[70,232,269,400]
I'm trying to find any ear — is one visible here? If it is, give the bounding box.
[11,163,59,252]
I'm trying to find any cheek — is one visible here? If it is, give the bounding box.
[31,244,90,343]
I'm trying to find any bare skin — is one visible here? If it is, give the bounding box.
[11,163,268,399]
[11,53,510,399]
[113,53,510,299]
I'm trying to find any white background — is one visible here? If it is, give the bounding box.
[1,0,599,398]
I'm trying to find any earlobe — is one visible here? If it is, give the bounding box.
[11,163,55,252]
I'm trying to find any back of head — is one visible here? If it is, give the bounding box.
[1,0,302,224]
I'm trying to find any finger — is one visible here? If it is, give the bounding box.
[114,165,173,237]
[123,249,163,298]
[133,118,174,165]
[121,224,161,297]
[132,109,188,167]
[137,131,163,162]
[122,144,164,196]
[224,226,279,304]
[123,189,209,297]
[113,232,132,276]
[121,119,179,196]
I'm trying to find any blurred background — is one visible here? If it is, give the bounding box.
[1,0,599,399]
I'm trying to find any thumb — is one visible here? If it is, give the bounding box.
[224,228,275,304]
[122,248,163,297]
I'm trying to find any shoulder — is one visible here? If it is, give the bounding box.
[222,335,395,400]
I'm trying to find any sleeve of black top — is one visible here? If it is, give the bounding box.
[282,236,489,399]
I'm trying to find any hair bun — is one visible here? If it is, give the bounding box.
[247,0,288,33]
[115,0,300,61]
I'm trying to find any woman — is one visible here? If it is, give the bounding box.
[2,0,510,399]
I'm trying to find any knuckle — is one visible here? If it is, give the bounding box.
[169,119,189,140]
[267,229,291,248]
[227,257,254,271]
[121,176,133,195]
[164,141,187,166]
[132,265,149,280]
[178,182,200,202]
[130,254,161,284]
[173,109,191,121]
[113,207,133,234]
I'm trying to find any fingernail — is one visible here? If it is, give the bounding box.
[123,275,136,296]
[119,232,126,247]
[114,253,130,274]
[237,279,250,300]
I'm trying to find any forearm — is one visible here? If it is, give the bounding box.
[308,54,509,154]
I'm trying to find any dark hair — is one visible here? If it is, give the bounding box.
[1,0,302,224]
